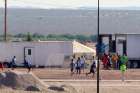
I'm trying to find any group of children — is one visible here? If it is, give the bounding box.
[70,56,97,77]
[70,56,85,75]
[101,53,128,81]
[101,53,128,70]
[70,53,128,80]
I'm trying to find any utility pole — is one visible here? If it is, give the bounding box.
[97,0,100,93]
[4,0,7,41]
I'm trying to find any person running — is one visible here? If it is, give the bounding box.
[86,56,96,77]
[10,56,16,70]
[76,57,81,74]
[120,54,128,81]
[70,59,75,76]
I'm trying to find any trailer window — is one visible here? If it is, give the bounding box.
[28,49,31,55]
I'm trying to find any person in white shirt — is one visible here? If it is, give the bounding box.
[80,56,86,73]
[25,56,32,72]
[11,56,16,70]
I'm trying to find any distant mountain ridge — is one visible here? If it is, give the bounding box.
[78,6,140,10]
[0,8,140,35]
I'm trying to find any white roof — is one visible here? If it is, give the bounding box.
[73,40,96,54]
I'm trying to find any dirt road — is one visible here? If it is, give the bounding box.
[45,80,140,93]
[16,68,140,80]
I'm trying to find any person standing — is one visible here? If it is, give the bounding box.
[117,55,121,70]
[80,56,86,73]
[72,55,77,72]
[112,54,119,69]
[25,56,32,72]
[76,57,81,74]
[11,56,16,70]
[27,61,32,73]
[120,54,128,81]
[102,53,109,69]
[70,59,75,76]
[0,62,4,71]
[108,54,112,69]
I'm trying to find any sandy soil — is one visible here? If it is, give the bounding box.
[1,80,140,93]
[0,68,140,93]
[14,68,140,80]
[46,81,140,93]
[0,86,140,93]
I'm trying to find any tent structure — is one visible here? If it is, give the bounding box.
[73,40,96,55]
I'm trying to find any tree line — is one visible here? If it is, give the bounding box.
[0,33,97,42]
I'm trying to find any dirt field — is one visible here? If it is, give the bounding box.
[15,68,140,80]
[0,80,140,93]
[45,80,140,93]
[0,68,140,93]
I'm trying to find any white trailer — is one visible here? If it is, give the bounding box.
[127,34,140,59]
[0,41,96,67]
[100,34,140,68]
[116,34,140,68]
[0,41,73,67]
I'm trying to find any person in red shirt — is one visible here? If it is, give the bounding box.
[102,53,109,69]
[0,62,4,71]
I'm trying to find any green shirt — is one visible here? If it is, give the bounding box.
[120,55,128,72]
[120,64,126,72]
[120,56,128,65]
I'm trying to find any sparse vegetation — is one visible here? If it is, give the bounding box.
[0,33,97,42]
[26,32,33,41]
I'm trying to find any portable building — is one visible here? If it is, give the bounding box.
[0,41,95,67]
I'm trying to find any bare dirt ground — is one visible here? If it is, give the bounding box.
[46,80,140,93]
[0,80,140,93]
[0,68,140,93]
[15,68,140,80]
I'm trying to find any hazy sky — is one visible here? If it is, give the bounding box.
[0,0,140,8]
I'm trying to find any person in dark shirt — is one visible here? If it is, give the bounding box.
[70,59,75,76]
[86,57,96,77]
[76,57,81,74]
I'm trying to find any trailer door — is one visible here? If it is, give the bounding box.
[24,47,35,65]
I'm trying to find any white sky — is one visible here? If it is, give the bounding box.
[0,0,140,8]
